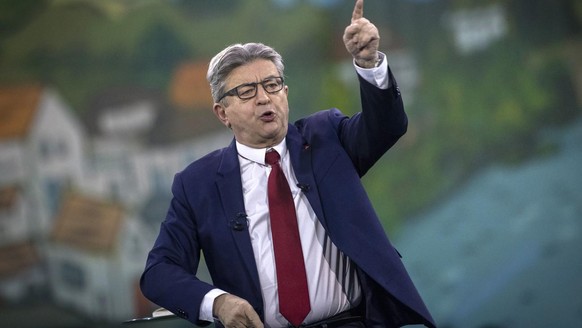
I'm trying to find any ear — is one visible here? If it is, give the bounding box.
[213,103,230,128]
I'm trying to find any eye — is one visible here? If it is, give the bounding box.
[237,85,256,98]
[265,83,278,91]
[264,79,282,92]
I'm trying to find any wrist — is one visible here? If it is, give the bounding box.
[355,52,382,68]
[212,293,227,318]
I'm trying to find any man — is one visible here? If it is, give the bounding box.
[140,1,435,327]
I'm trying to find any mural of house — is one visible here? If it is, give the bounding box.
[80,86,166,207]
[0,84,86,239]
[45,192,154,321]
[80,82,228,210]
[447,4,508,54]
[0,59,228,321]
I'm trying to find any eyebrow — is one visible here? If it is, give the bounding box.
[231,75,280,87]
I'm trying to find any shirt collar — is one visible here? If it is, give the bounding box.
[236,138,287,165]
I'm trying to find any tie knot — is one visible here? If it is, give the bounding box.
[265,149,280,166]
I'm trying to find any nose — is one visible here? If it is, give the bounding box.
[254,84,271,104]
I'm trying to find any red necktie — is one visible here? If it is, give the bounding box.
[265,149,310,326]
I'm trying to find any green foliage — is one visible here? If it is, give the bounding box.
[362,0,580,230]
[0,0,47,40]
[0,0,328,112]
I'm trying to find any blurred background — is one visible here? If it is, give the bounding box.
[0,0,580,327]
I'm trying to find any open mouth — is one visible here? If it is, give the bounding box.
[260,111,275,121]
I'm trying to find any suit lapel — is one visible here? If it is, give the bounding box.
[286,125,327,228]
[215,140,262,295]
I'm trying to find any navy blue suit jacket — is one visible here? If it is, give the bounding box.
[141,71,436,328]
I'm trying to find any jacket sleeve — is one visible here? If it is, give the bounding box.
[336,67,407,177]
[140,171,215,326]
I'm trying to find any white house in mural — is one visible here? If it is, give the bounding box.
[80,82,229,210]
[0,84,85,303]
[0,84,86,240]
[447,4,508,54]
[80,86,165,207]
[46,193,154,321]
[0,60,227,318]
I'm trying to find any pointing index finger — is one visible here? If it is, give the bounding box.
[351,0,364,23]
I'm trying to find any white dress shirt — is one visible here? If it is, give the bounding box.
[199,53,390,326]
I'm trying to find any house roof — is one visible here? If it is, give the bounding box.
[0,241,39,278]
[51,193,124,253]
[147,103,223,145]
[83,60,225,146]
[141,60,224,145]
[83,85,165,138]
[168,61,214,110]
[0,84,43,140]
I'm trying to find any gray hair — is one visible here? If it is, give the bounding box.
[206,43,285,104]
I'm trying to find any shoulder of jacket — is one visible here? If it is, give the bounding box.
[179,147,227,177]
[293,108,347,130]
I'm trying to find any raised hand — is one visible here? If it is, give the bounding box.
[343,0,380,68]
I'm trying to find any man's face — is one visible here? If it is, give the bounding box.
[213,59,289,149]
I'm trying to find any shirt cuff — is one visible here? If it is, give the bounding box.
[199,288,228,322]
[354,52,390,90]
